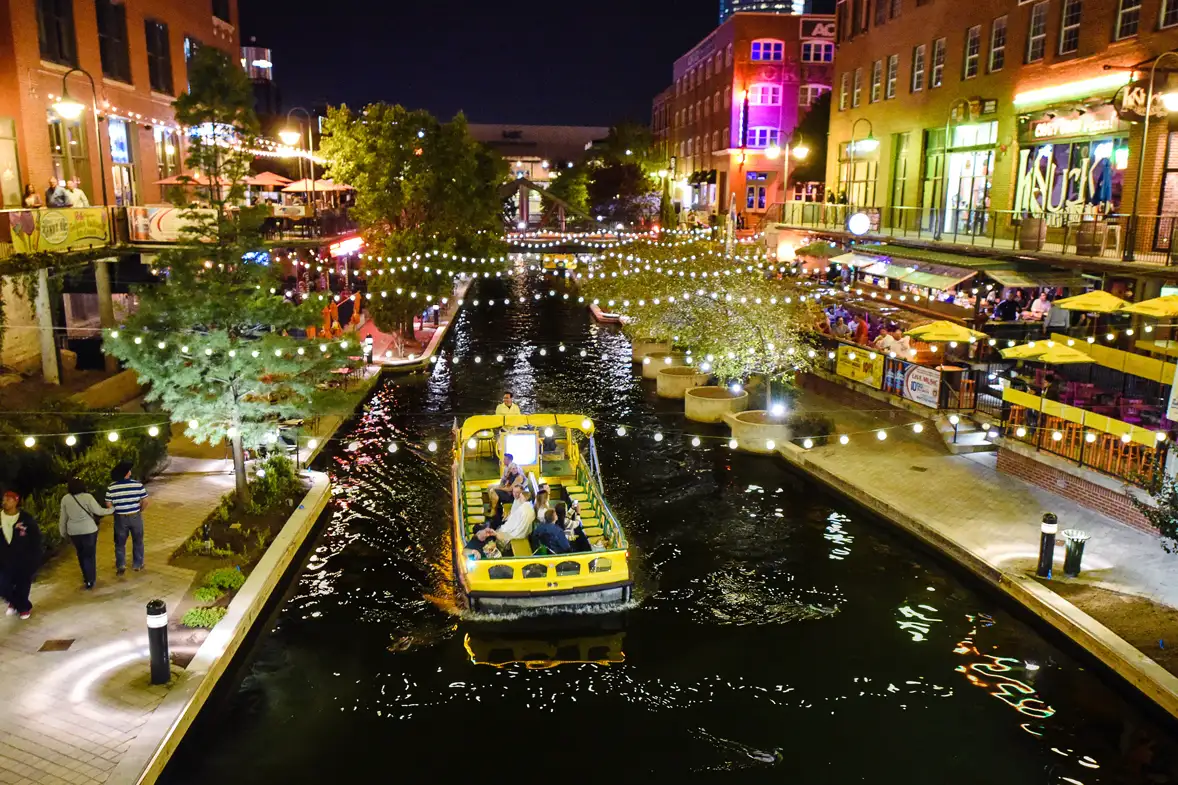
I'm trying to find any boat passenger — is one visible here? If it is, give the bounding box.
[491,485,535,550]
[558,500,593,553]
[486,454,523,520]
[531,508,572,554]
[495,392,522,416]
[533,487,550,525]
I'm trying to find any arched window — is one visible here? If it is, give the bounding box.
[801,40,835,63]
[714,92,721,112]
[751,39,784,62]
[686,138,693,157]
[724,86,731,107]
[712,130,720,151]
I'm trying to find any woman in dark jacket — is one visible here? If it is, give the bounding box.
[0,490,42,619]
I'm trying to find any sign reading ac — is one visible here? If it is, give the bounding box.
[801,20,836,39]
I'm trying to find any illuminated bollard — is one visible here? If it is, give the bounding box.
[1036,513,1058,579]
[146,599,170,685]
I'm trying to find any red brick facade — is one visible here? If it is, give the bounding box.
[0,0,240,210]
[996,447,1154,532]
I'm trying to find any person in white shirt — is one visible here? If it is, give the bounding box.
[65,178,90,208]
[495,392,522,416]
[493,485,536,546]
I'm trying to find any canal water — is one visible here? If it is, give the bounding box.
[163,271,1178,784]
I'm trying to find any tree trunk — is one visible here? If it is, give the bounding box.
[231,432,250,508]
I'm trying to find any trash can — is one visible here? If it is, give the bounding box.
[1062,529,1090,577]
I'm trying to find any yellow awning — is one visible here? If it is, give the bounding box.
[460,414,595,442]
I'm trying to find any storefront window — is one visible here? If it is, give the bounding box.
[920,121,998,234]
[108,117,137,207]
[1013,106,1129,220]
[47,112,90,196]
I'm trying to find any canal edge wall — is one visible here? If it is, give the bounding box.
[107,470,332,785]
[775,441,1178,721]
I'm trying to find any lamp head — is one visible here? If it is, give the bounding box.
[53,95,85,121]
[764,144,782,160]
[279,128,302,146]
[857,134,880,153]
[1162,92,1178,113]
[792,142,810,160]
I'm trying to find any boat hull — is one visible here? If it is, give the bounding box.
[467,581,633,613]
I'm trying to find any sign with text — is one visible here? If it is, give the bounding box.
[5,208,110,253]
[836,344,883,389]
[901,364,942,408]
[801,19,836,39]
[1024,105,1124,141]
[127,205,217,243]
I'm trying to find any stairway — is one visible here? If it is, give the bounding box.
[934,414,997,455]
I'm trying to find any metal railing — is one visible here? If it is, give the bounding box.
[772,202,1178,265]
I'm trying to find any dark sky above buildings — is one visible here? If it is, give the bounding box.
[241,0,832,126]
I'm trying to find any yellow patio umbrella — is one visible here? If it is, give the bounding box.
[1050,290,1127,313]
[904,320,988,343]
[1121,295,1178,318]
[1034,345,1095,365]
[999,342,1050,360]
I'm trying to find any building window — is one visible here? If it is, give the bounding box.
[1059,0,1082,54]
[801,41,835,62]
[890,0,902,18]
[840,72,851,109]
[911,45,926,92]
[36,0,77,66]
[749,84,782,105]
[94,0,131,83]
[875,0,888,25]
[47,112,89,195]
[870,59,882,102]
[714,92,721,113]
[687,138,693,157]
[703,99,710,117]
[712,130,720,151]
[746,184,767,211]
[688,105,693,124]
[145,20,173,94]
[154,126,180,180]
[989,16,1007,72]
[212,0,232,23]
[724,86,731,107]
[963,25,981,79]
[1164,0,1178,28]
[853,67,863,107]
[800,85,829,107]
[930,39,945,88]
[886,54,899,98]
[746,127,780,147]
[751,39,784,61]
[1026,3,1048,62]
[726,43,733,65]
[1116,0,1141,39]
[705,58,712,79]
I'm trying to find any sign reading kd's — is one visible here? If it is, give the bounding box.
[800,19,836,39]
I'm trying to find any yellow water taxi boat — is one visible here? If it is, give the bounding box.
[451,414,632,613]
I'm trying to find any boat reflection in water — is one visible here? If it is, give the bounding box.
[463,619,626,670]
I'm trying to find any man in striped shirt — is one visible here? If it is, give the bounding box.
[107,462,149,575]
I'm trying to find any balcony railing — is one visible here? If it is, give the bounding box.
[770,202,1178,265]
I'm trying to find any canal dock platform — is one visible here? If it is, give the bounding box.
[771,381,1178,718]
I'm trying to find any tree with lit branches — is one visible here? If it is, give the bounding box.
[107,48,339,506]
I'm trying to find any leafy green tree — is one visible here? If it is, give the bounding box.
[319,105,507,336]
[1130,475,1178,553]
[542,166,590,229]
[107,48,338,506]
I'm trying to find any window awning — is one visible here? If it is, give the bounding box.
[902,268,977,291]
[862,261,914,279]
[830,252,881,268]
[986,269,1089,289]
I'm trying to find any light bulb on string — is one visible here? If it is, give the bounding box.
[65,434,77,447]
[107,432,119,442]
[691,436,701,447]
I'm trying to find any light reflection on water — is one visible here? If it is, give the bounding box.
[162,269,1178,784]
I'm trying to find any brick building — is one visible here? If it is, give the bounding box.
[0,0,240,210]
[826,0,1178,255]
[660,12,835,222]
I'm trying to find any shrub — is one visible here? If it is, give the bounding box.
[246,454,302,514]
[181,607,227,629]
[193,586,224,603]
[788,413,836,446]
[204,567,245,592]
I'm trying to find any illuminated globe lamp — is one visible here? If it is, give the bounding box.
[1163,92,1178,113]
[278,127,302,146]
[847,211,872,237]
[52,91,86,120]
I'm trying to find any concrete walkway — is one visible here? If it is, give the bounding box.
[784,384,1178,608]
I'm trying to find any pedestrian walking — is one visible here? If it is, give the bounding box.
[107,462,149,576]
[0,490,42,620]
[59,477,113,589]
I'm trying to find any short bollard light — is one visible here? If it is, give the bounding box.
[147,599,170,685]
[1062,529,1091,578]
[1036,513,1058,579]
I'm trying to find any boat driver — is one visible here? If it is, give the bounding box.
[486,454,523,521]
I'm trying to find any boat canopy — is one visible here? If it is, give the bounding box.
[459,414,595,442]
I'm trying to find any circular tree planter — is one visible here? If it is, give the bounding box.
[656,367,710,399]
[641,352,688,379]
[631,340,672,364]
[725,410,790,454]
[685,386,749,423]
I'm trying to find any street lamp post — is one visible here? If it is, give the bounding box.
[1125,52,1178,261]
[280,107,317,222]
[847,118,877,210]
[53,68,116,373]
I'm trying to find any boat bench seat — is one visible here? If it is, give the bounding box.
[583,526,603,537]
[511,538,533,557]
[569,493,589,503]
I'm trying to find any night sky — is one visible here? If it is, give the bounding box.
[238,0,739,126]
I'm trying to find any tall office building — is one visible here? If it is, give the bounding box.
[719,0,810,23]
